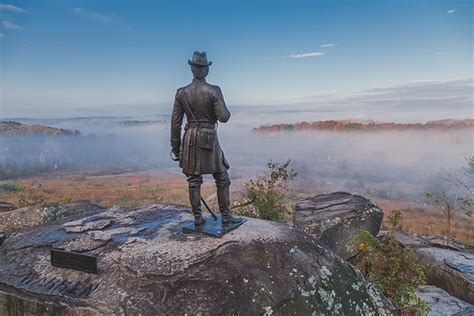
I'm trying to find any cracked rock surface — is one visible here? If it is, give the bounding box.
[383,231,474,305]
[294,192,383,259]
[416,285,474,315]
[0,204,394,315]
[0,200,104,236]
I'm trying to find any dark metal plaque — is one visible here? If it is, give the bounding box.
[50,249,98,274]
[182,215,246,238]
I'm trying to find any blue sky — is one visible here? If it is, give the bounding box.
[0,0,472,118]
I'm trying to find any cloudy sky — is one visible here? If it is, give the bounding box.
[0,0,472,120]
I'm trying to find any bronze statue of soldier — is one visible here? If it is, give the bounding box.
[170,51,243,227]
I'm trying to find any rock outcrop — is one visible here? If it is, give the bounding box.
[0,200,103,236]
[0,204,395,315]
[0,202,15,213]
[384,231,474,305]
[294,192,383,259]
[416,285,474,315]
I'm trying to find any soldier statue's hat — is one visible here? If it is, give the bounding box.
[188,51,212,66]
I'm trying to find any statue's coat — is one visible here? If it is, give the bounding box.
[170,78,230,175]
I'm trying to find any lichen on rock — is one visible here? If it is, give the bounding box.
[0,203,394,315]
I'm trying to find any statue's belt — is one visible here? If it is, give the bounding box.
[185,121,216,129]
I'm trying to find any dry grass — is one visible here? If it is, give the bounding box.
[0,170,215,208]
[373,198,473,244]
[1,170,472,244]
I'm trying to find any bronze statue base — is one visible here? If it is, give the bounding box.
[182,215,246,238]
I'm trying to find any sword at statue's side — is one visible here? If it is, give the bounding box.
[169,150,217,220]
[201,197,218,221]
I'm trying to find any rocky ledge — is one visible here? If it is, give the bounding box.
[0,204,394,315]
[416,285,474,315]
[384,231,474,305]
[0,200,104,236]
[0,201,16,213]
[294,192,383,259]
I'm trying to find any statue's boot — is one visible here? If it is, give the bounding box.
[189,185,204,226]
[217,185,243,225]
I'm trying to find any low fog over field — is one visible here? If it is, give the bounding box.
[1,110,472,204]
[2,77,472,185]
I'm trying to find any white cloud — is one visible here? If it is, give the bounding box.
[284,78,473,120]
[0,32,4,38]
[289,51,324,59]
[447,9,455,14]
[321,44,335,48]
[2,20,22,30]
[0,3,25,12]
[73,7,113,24]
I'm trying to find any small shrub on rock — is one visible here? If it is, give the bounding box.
[387,209,403,231]
[350,227,429,315]
[234,159,296,221]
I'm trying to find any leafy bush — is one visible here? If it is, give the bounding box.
[425,182,472,243]
[387,209,403,231]
[424,156,473,244]
[234,159,297,221]
[350,215,429,314]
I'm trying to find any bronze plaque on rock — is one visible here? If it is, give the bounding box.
[50,249,98,274]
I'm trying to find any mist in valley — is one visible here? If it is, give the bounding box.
[1,112,472,205]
